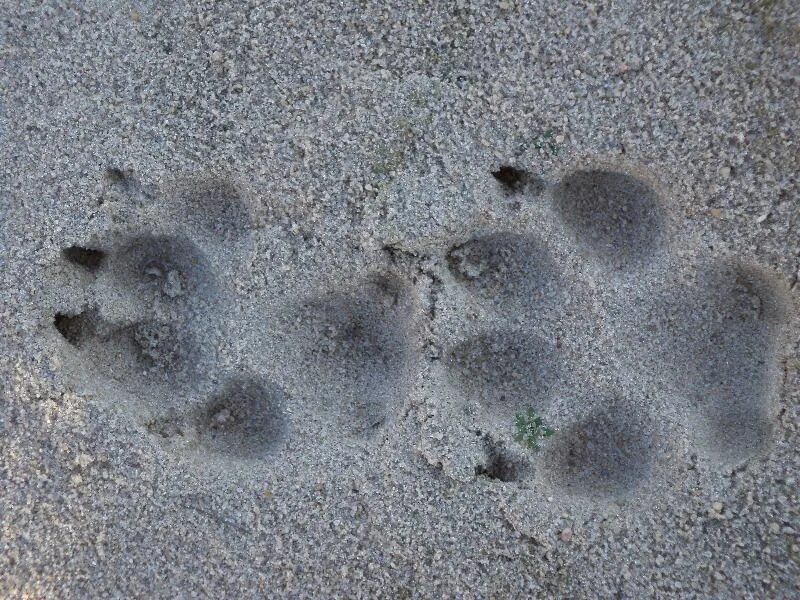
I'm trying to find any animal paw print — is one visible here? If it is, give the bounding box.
[48,162,792,504]
[51,168,420,470]
[407,165,791,507]
[52,169,289,462]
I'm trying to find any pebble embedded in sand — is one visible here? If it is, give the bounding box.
[164,270,183,298]
[75,453,94,469]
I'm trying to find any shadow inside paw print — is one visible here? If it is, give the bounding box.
[447,330,561,420]
[291,273,417,435]
[538,401,655,499]
[446,232,563,310]
[55,307,200,383]
[195,376,289,459]
[110,234,215,301]
[142,373,290,461]
[650,261,789,464]
[552,169,663,269]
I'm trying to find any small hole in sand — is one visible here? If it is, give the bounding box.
[476,443,524,482]
[491,166,545,195]
[492,166,527,190]
[104,167,129,184]
[62,246,106,272]
[54,311,95,347]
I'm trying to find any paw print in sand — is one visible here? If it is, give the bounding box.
[48,162,793,504]
[397,164,792,510]
[50,168,418,471]
[51,169,290,463]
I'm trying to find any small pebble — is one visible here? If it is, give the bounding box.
[213,408,231,424]
[75,453,94,469]
[768,522,780,534]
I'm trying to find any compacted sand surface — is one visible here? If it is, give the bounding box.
[1,1,799,597]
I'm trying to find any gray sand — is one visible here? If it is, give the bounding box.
[2,1,799,597]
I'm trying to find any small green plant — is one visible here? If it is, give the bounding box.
[531,129,561,157]
[513,407,555,451]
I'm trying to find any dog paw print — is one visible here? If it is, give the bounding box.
[52,168,421,470]
[52,169,289,462]
[447,329,561,422]
[401,164,791,508]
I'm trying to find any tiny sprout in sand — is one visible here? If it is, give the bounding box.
[514,407,555,451]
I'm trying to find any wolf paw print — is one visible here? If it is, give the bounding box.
[51,169,291,462]
[51,168,423,469]
[387,163,792,510]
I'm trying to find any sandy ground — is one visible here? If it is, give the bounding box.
[1,1,799,597]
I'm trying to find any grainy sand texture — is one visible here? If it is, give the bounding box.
[1,1,799,597]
